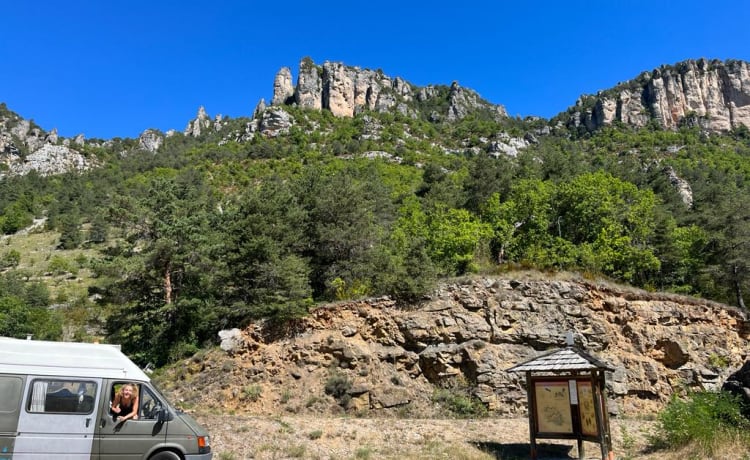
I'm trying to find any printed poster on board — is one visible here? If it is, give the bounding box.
[577,381,599,436]
[534,381,573,434]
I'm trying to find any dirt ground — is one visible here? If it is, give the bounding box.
[194,413,660,460]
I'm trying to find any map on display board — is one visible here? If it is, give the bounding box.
[534,381,573,433]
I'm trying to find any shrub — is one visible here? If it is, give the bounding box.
[431,376,487,418]
[0,249,21,268]
[324,371,352,407]
[651,391,750,457]
[242,385,262,402]
[48,255,78,276]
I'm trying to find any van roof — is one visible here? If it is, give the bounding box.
[0,337,149,381]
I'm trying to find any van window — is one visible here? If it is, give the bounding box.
[138,385,162,420]
[0,376,23,413]
[26,379,97,414]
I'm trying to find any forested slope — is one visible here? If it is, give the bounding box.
[1,59,749,368]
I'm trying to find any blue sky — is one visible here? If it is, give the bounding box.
[2,1,749,139]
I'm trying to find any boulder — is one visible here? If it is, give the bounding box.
[722,360,750,417]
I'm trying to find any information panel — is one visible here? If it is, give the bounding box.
[534,381,573,434]
[577,381,599,436]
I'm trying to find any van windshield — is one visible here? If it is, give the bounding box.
[147,381,177,412]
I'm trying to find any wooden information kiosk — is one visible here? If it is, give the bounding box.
[508,337,615,460]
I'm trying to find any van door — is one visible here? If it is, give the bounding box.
[95,381,167,460]
[14,376,101,459]
[0,375,25,459]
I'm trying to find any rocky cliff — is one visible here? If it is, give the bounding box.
[163,273,749,418]
[269,58,507,122]
[0,108,94,178]
[567,58,750,132]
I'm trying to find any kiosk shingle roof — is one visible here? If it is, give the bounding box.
[507,346,614,373]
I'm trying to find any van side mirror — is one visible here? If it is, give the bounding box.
[157,407,170,423]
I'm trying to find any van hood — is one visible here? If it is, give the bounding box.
[176,410,210,437]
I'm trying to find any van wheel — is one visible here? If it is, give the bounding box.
[149,451,181,460]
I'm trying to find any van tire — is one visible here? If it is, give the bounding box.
[149,451,181,460]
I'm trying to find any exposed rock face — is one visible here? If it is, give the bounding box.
[1,143,93,178]
[488,133,530,158]
[271,58,506,122]
[722,361,750,417]
[252,98,267,119]
[179,275,749,417]
[184,106,212,137]
[138,129,164,153]
[294,59,323,111]
[272,67,295,106]
[0,106,97,179]
[569,59,750,132]
[235,107,296,142]
[255,108,293,137]
[662,165,694,208]
[447,81,507,121]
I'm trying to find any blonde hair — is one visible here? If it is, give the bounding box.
[118,383,139,398]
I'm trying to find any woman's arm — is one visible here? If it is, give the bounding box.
[110,394,121,414]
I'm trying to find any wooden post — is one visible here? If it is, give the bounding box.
[592,371,608,460]
[598,370,615,460]
[527,372,537,460]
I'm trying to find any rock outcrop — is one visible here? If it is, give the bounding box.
[0,107,95,179]
[722,361,750,417]
[184,106,212,137]
[138,129,164,153]
[169,275,749,417]
[269,58,506,122]
[1,143,94,178]
[272,67,295,106]
[567,59,750,132]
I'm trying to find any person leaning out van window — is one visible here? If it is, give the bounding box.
[110,383,139,422]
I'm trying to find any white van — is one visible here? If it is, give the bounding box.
[0,337,212,460]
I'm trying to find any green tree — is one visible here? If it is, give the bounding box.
[481,179,560,267]
[697,185,750,308]
[0,249,21,269]
[58,212,82,249]
[426,206,492,274]
[216,177,312,324]
[296,162,395,299]
[556,172,660,283]
[373,196,438,301]
[103,170,219,365]
[0,201,33,235]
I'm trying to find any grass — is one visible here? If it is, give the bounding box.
[241,384,263,402]
[2,229,100,303]
[372,438,495,460]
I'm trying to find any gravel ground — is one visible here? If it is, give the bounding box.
[194,414,659,460]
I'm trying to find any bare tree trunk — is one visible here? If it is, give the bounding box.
[734,265,746,309]
[164,262,173,305]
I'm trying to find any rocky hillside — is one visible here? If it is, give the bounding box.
[0,104,94,178]
[564,58,750,132]
[160,273,749,417]
[5,58,750,179]
[269,57,507,121]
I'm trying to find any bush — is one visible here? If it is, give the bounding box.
[324,372,352,407]
[242,385,262,402]
[432,388,487,418]
[431,377,487,418]
[0,249,21,268]
[652,391,750,457]
[47,255,77,276]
